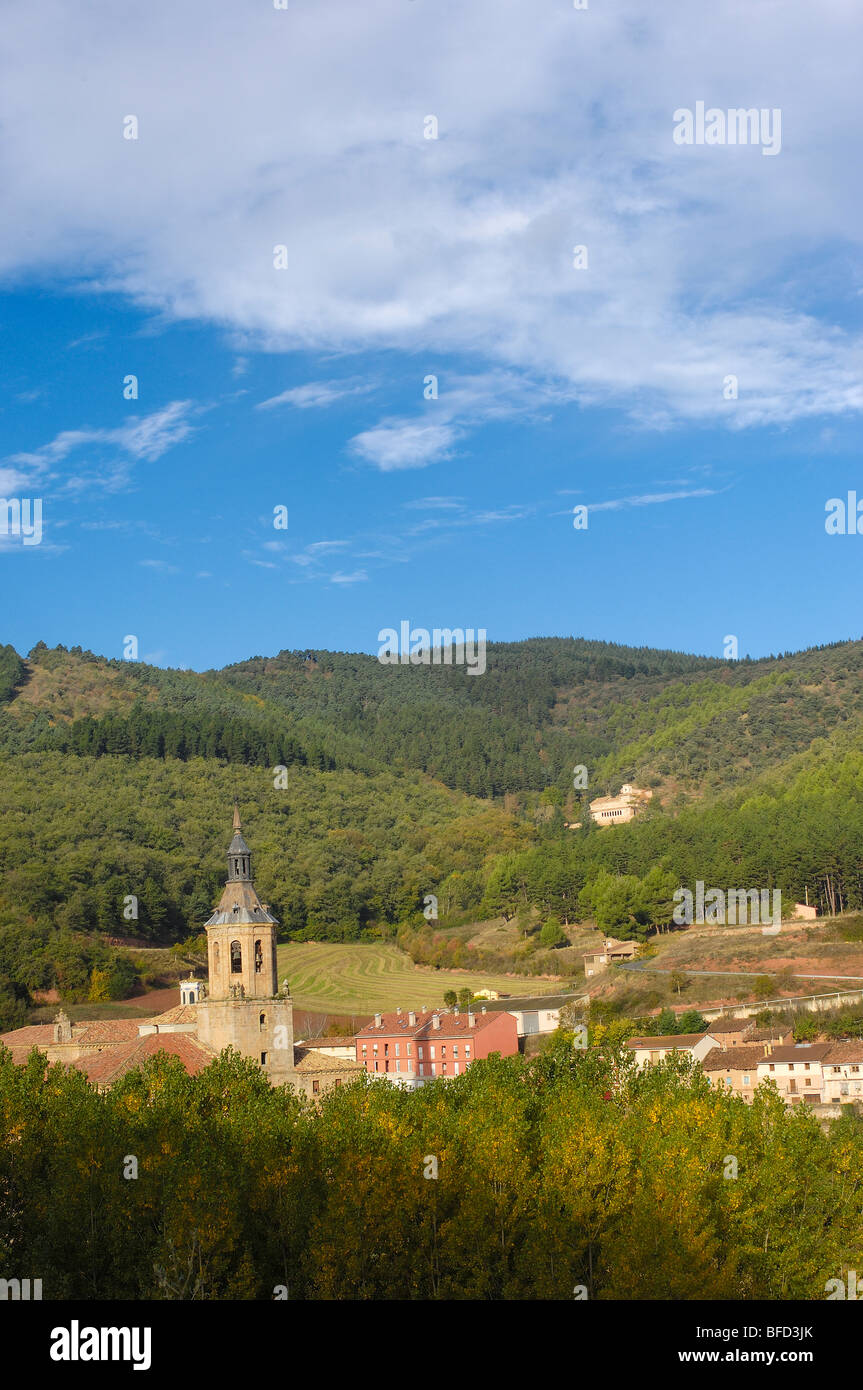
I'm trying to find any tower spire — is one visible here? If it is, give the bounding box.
[233,802,241,832]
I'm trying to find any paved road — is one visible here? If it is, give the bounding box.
[620,962,863,981]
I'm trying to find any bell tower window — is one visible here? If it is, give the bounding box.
[230,940,242,973]
[255,939,263,973]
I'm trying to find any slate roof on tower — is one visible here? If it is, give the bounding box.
[204,805,279,926]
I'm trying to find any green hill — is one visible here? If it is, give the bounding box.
[2,633,863,1023]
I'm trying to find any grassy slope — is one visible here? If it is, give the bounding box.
[275,940,566,1013]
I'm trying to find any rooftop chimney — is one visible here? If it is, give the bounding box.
[481,1005,487,1014]
[408,1011,417,1026]
[453,1006,459,1017]
[467,1011,475,1027]
[374,1012,382,1029]
[421,1004,427,1014]
[432,1013,441,1030]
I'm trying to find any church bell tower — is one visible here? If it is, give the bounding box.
[195,806,294,1080]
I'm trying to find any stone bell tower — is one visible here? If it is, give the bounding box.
[195,806,295,1081]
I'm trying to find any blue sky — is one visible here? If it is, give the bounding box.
[2,0,862,670]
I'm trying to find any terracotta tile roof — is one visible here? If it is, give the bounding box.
[702,1045,767,1072]
[145,1004,198,1026]
[72,1033,216,1086]
[307,1035,357,1047]
[821,1041,863,1064]
[0,1024,55,1048]
[292,1047,363,1074]
[747,1026,793,1043]
[703,1017,752,1034]
[356,1008,511,1040]
[627,1032,713,1048]
[76,1019,143,1044]
[758,1044,832,1065]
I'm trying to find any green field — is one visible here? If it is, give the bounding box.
[276,941,563,1014]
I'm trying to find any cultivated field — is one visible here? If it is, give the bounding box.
[277,940,563,1014]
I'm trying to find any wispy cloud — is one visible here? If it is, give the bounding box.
[330,569,368,585]
[138,558,179,573]
[6,402,199,491]
[402,496,465,511]
[257,379,374,411]
[554,487,721,516]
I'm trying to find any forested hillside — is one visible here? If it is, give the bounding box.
[2,633,863,1022]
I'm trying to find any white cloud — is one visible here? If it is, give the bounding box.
[349,420,460,470]
[0,0,861,437]
[257,379,373,410]
[330,569,368,585]
[586,488,720,513]
[402,496,465,511]
[6,402,198,490]
[138,558,179,573]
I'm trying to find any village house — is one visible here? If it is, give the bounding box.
[701,1016,794,1050]
[702,1044,771,1103]
[816,1041,863,1105]
[702,1035,863,1107]
[480,992,589,1038]
[582,938,639,978]
[355,1004,518,1086]
[756,1043,831,1104]
[299,1035,359,1061]
[626,1031,721,1068]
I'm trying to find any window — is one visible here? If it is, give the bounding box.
[259,1012,266,1031]
[384,1043,389,1056]
[335,1078,342,1088]
[453,1046,458,1058]
[833,1066,841,1074]
[213,941,220,971]
[430,1046,435,1059]
[312,1080,320,1095]
[254,940,263,973]
[465,1047,470,1058]
[769,1064,775,1072]
[418,1046,424,1059]
[743,1074,750,1085]
[361,1044,367,1054]
[260,1052,267,1065]
[230,940,242,973]
[395,1043,400,1057]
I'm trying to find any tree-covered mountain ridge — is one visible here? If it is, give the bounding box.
[3,633,862,802]
[0,632,862,1012]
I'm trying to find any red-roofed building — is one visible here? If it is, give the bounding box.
[355,1005,518,1086]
